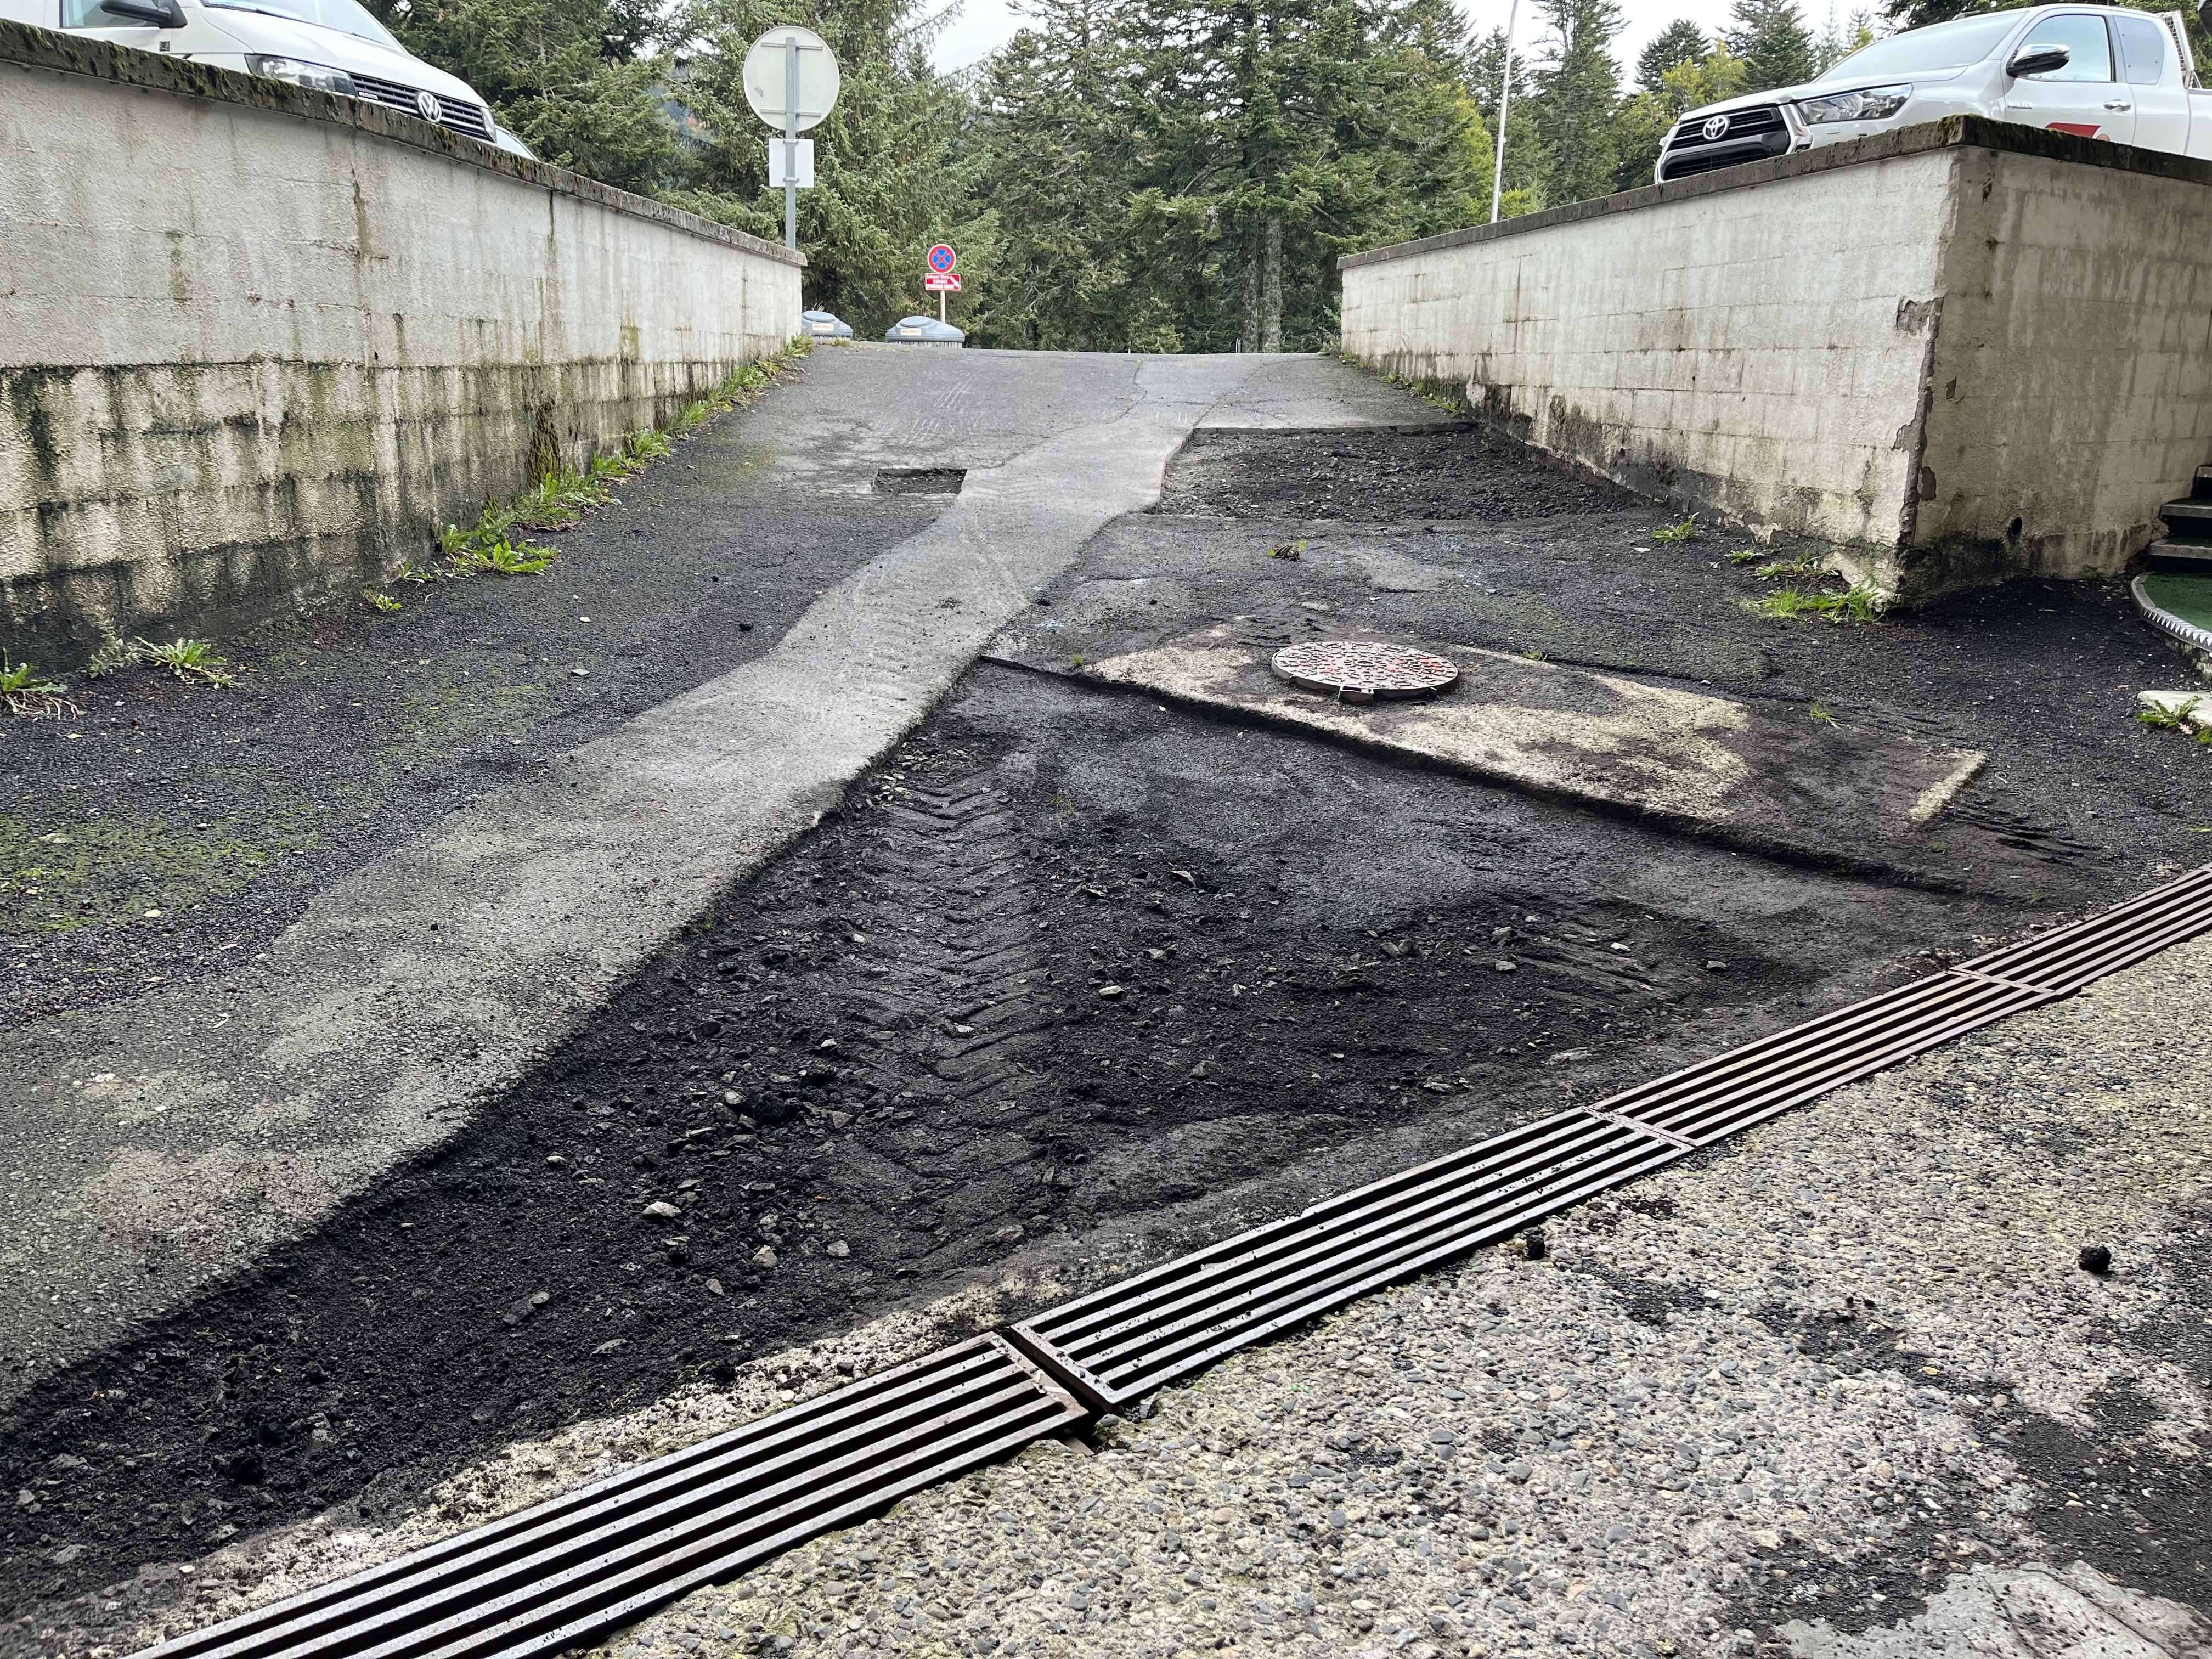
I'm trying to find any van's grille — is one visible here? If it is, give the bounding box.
[1659,103,1791,180]
[349,71,493,141]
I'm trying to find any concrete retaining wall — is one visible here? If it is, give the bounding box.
[1340,118,2212,603]
[0,22,803,648]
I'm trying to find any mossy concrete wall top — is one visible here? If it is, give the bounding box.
[0,21,804,649]
[1339,117,2212,605]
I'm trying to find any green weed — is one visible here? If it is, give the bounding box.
[2137,696,2203,731]
[1651,514,1701,544]
[138,638,239,686]
[443,529,558,575]
[1267,539,1307,561]
[82,633,136,679]
[1725,548,1763,564]
[1808,702,1836,724]
[622,427,672,465]
[1746,580,1884,625]
[77,637,239,686]
[1,655,74,718]
[363,589,402,614]
[413,336,813,591]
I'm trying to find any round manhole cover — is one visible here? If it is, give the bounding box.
[1271,640,1459,701]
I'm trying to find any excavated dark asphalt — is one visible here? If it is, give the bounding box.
[5,410,2209,1642]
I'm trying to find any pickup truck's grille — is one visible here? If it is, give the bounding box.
[349,71,493,142]
[1658,103,1791,180]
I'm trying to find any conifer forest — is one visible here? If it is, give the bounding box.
[360,0,2190,348]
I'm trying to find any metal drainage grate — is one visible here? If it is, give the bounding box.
[1271,640,1459,701]
[1014,864,2212,1407]
[130,866,2212,1659]
[133,1338,1079,1659]
[1010,1111,1675,1409]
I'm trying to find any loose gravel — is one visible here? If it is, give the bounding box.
[30,933,2209,1659]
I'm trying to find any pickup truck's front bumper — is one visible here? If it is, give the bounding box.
[1655,101,1813,183]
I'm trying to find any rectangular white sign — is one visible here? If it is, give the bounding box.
[768,138,816,188]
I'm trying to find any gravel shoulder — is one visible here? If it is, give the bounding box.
[31,932,2209,1659]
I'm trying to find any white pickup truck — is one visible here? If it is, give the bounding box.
[1658,4,2212,181]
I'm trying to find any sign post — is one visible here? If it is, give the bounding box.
[742,26,840,252]
[926,242,958,324]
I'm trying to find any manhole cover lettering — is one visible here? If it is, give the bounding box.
[1271,640,1459,701]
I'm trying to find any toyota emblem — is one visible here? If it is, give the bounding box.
[415,89,443,122]
[1701,113,1731,141]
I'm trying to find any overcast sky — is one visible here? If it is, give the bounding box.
[929,0,1790,83]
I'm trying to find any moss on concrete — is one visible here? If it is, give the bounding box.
[0,806,322,934]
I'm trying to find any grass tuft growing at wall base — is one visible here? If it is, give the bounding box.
[379,336,815,599]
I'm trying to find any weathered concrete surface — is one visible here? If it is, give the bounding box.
[1341,117,2212,605]
[0,349,1449,1400]
[1783,1561,2211,1657]
[988,631,1983,863]
[0,21,801,647]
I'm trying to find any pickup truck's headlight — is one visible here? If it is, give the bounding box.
[245,54,358,95]
[1797,83,1911,124]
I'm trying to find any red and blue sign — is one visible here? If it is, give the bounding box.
[926,243,958,274]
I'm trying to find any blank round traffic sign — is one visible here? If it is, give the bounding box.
[742,26,840,132]
[927,244,957,273]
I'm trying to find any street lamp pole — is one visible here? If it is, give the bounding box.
[1489,0,1520,225]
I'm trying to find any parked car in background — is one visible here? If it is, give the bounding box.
[1658,4,2212,182]
[802,310,854,340]
[884,315,964,346]
[0,0,507,152]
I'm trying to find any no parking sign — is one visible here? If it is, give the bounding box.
[927,244,957,275]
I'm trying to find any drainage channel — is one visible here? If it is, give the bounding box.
[131,865,2212,1659]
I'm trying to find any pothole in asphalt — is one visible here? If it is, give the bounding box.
[0,664,2060,1619]
[873,467,966,495]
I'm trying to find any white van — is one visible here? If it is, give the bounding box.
[0,0,532,156]
[1658,4,2212,182]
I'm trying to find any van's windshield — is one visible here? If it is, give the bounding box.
[200,0,403,47]
[1810,11,2019,82]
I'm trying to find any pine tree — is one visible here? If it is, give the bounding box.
[968,0,1148,349]
[1811,8,1876,74]
[1637,18,1707,89]
[967,0,1487,352]
[1527,0,1623,208]
[368,0,684,192]
[1723,0,1819,92]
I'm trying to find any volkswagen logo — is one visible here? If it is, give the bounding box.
[415,89,443,122]
[1701,113,1731,141]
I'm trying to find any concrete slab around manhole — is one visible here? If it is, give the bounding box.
[985,630,1984,864]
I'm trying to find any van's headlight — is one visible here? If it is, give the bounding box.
[245,54,358,95]
[1797,84,1911,123]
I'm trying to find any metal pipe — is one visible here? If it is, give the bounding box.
[1489,0,1519,225]
[783,37,798,251]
